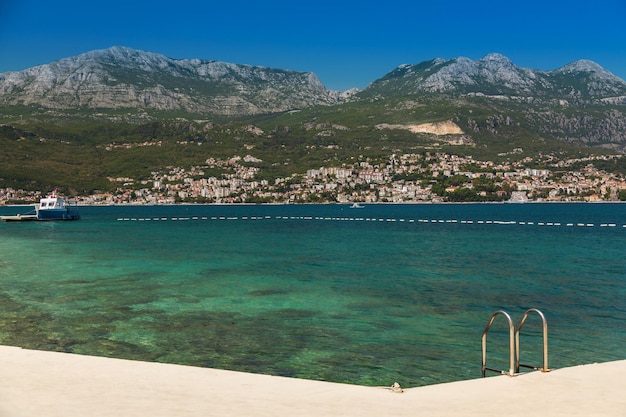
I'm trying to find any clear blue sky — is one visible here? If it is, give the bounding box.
[1,0,625,91]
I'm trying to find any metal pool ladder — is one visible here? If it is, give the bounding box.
[481,308,549,377]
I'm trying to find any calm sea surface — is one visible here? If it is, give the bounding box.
[0,203,624,386]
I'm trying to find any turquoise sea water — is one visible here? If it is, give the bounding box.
[0,203,624,387]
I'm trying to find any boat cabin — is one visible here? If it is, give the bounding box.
[39,195,66,210]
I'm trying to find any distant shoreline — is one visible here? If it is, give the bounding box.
[2,200,626,208]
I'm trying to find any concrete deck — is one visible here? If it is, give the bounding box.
[1,345,624,417]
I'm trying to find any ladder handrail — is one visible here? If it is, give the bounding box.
[481,310,515,377]
[515,308,549,373]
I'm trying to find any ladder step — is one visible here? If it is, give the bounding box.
[484,367,508,375]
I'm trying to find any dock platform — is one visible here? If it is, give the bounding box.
[0,345,624,417]
[0,214,38,221]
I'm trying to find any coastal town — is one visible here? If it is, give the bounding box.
[2,151,626,206]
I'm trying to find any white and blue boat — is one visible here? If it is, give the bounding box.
[35,192,80,220]
[1,192,80,222]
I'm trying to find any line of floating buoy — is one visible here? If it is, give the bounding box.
[116,216,626,229]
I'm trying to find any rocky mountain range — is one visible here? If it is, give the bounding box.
[2,47,626,118]
[0,46,340,116]
[360,53,626,102]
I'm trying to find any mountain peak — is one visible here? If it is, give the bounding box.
[374,53,537,95]
[95,45,137,56]
[77,46,179,72]
[556,59,607,74]
[80,46,150,62]
[550,59,626,96]
[479,53,514,66]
